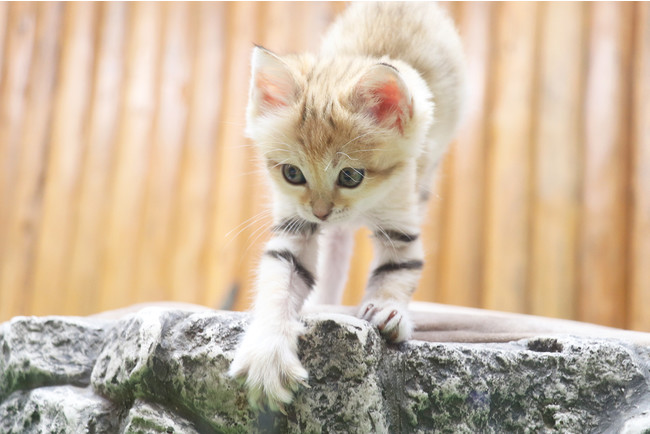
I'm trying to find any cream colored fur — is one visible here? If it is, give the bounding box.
[229,2,466,412]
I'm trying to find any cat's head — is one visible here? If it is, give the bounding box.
[245,47,432,225]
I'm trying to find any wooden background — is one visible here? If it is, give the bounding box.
[0,2,648,332]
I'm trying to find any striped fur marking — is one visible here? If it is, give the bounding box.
[372,260,424,278]
[271,218,319,237]
[375,229,419,243]
[265,249,316,289]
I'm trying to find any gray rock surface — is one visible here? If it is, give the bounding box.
[1,306,650,433]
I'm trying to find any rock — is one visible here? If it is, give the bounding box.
[122,400,200,434]
[0,385,121,433]
[0,316,108,401]
[91,308,257,431]
[1,306,650,432]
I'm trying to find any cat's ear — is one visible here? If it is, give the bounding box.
[351,64,413,134]
[249,46,298,117]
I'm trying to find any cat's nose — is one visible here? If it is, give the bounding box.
[312,200,333,221]
[313,209,332,221]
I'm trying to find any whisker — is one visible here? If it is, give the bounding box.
[241,219,273,257]
[268,158,293,170]
[347,148,386,153]
[224,209,273,247]
[336,151,359,162]
[225,209,272,238]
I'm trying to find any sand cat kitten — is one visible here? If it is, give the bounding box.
[229,2,466,411]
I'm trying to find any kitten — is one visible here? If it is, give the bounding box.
[229,2,466,412]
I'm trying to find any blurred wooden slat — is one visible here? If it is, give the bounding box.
[207,2,258,311]
[483,2,538,313]
[0,2,36,274]
[343,228,372,306]
[578,2,633,328]
[64,2,126,315]
[0,3,62,319]
[30,2,97,316]
[630,2,650,331]
[133,2,193,303]
[0,3,8,75]
[415,1,458,304]
[295,1,339,52]
[169,2,224,305]
[436,1,491,308]
[98,2,161,311]
[530,2,584,319]
[414,168,446,303]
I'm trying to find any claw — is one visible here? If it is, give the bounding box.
[363,303,375,318]
[379,310,399,332]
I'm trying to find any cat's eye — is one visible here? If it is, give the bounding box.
[282,164,306,185]
[338,168,365,188]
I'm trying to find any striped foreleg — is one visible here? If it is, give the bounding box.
[359,226,423,342]
[229,217,319,412]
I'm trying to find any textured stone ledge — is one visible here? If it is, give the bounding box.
[1,306,649,433]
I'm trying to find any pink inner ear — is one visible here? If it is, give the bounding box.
[257,74,291,109]
[371,79,404,132]
[363,75,412,135]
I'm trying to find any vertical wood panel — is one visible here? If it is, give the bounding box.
[168,2,224,305]
[0,2,36,274]
[415,1,458,304]
[0,3,8,76]
[64,2,126,315]
[483,2,538,313]
[578,2,633,328]
[206,2,258,311]
[0,3,62,319]
[30,2,97,316]
[530,2,584,319]
[436,2,491,308]
[133,2,193,303]
[414,169,446,303]
[98,2,161,311]
[630,2,650,331]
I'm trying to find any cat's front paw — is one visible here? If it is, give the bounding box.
[229,326,308,413]
[359,300,413,343]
